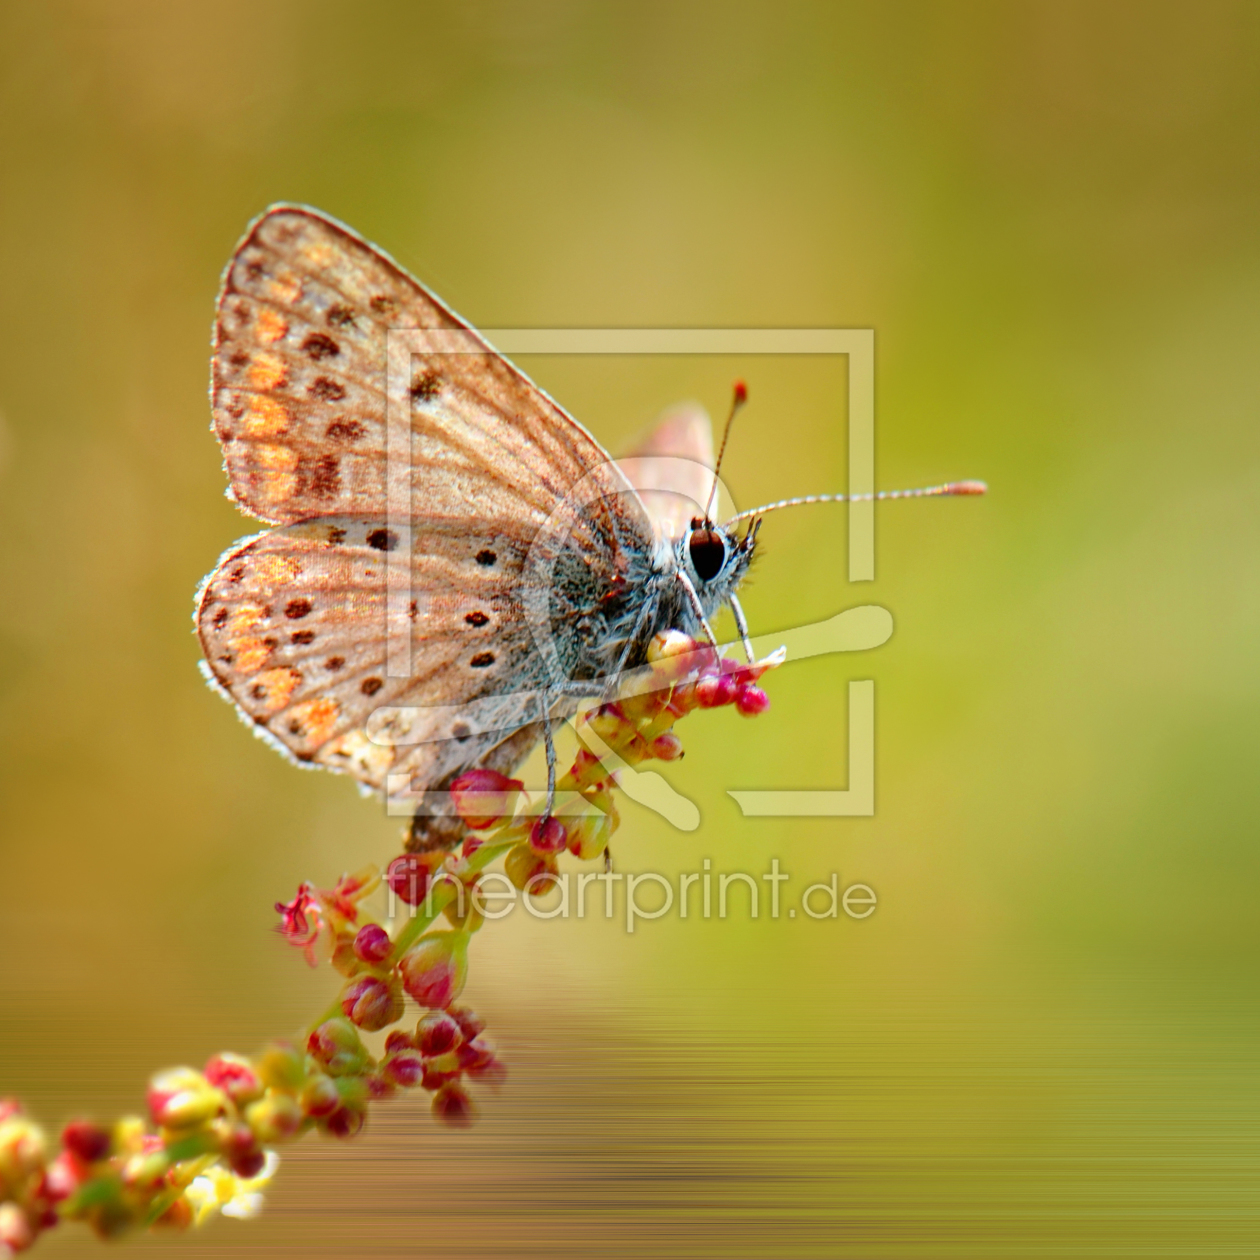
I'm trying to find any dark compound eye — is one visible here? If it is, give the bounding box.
[688,528,727,582]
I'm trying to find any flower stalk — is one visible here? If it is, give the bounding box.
[0,632,778,1252]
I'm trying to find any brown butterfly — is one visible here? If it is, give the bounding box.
[196,205,982,854]
[196,206,750,854]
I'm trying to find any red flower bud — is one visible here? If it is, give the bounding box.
[228,1147,266,1179]
[146,1068,224,1130]
[341,976,405,1031]
[300,1073,340,1119]
[431,1083,477,1128]
[306,1018,371,1077]
[382,1050,426,1088]
[243,1093,302,1143]
[364,1074,396,1101]
[449,769,523,830]
[255,1043,306,1092]
[561,748,609,792]
[448,1004,486,1040]
[383,1029,415,1055]
[647,629,698,662]
[398,933,469,1009]
[529,815,568,854]
[203,1054,264,1105]
[421,1060,461,1091]
[416,1010,462,1057]
[323,1105,365,1140]
[504,842,559,893]
[386,855,432,906]
[43,1150,87,1202]
[352,923,392,964]
[567,788,618,861]
[734,682,770,716]
[650,731,684,760]
[696,670,737,708]
[60,1120,111,1164]
[455,1036,495,1072]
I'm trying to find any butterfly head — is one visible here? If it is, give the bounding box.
[682,513,758,600]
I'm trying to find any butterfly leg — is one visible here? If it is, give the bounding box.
[603,588,662,699]
[675,572,720,652]
[727,593,756,663]
[540,698,559,818]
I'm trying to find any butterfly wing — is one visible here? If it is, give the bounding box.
[616,403,715,542]
[196,516,552,835]
[199,206,656,839]
[212,204,635,531]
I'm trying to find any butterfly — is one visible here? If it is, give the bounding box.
[196,205,983,854]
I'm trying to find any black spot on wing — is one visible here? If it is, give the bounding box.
[309,454,341,498]
[309,377,346,402]
[410,370,440,402]
[326,419,365,442]
[302,332,340,361]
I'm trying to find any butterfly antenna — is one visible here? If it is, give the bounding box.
[723,479,987,527]
[704,380,747,524]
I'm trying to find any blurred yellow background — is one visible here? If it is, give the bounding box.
[2,2,1259,1255]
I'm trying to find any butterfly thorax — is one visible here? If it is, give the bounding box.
[541,520,753,684]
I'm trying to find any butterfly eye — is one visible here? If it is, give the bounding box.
[688,528,727,582]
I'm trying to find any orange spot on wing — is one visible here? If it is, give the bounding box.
[254,554,304,583]
[255,308,289,344]
[289,697,340,746]
[227,603,268,634]
[301,243,335,268]
[247,353,287,391]
[268,274,302,304]
[254,445,299,502]
[232,636,273,673]
[253,667,301,712]
[242,395,291,437]
[321,729,393,781]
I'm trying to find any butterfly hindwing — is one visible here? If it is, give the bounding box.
[616,403,716,542]
[196,517,553,795]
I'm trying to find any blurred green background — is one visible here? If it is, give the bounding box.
[2,2,1259,1256]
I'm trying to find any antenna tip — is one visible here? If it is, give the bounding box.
[733,380,748,405]
[945,480,987,496]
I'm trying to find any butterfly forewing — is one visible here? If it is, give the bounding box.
[212,205,634,536]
